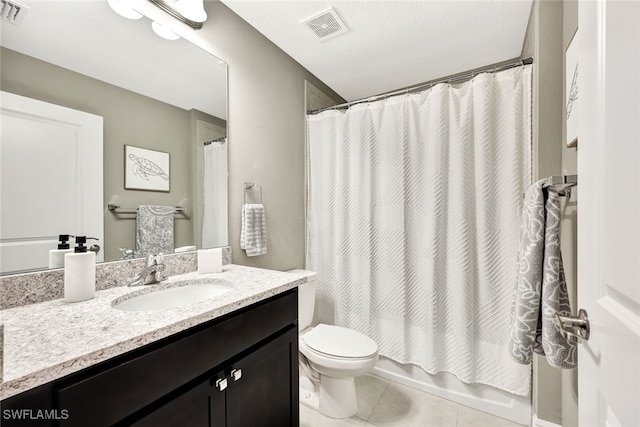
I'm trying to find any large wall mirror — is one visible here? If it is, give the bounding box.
[0,1,228,275]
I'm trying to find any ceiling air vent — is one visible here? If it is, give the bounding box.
[1,0,29,25]
[302,7,348,41]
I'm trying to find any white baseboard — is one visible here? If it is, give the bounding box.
[532,414,562,427]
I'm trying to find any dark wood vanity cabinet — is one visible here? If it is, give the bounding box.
[1,289,299,427]
[131,327,297,427]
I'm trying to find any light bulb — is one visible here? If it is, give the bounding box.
[151,21,181,40]
[175,0,207,23]
[107,0,142,20]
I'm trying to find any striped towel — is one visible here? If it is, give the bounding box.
[240,203,267,256]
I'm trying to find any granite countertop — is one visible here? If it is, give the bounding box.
[0,264,309,400]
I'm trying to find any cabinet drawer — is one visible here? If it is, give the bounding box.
[56,289,297,426]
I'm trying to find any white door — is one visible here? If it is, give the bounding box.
[578,1,640,426]
[0,92,104,273]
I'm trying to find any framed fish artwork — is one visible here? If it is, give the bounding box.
[124,145,170,192]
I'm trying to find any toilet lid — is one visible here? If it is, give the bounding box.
[302,324,378,359]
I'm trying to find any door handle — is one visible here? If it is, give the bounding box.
[554,309,590,343]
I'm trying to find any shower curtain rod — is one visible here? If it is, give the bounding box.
[204,136,227,145]
[308,57,534,115]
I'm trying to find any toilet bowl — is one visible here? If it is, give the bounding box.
[300,324,378,378]
[288,270,379,419]
[300,324,378,418]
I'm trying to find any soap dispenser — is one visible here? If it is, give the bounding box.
[64,236,96,303]
[48,234,74,269]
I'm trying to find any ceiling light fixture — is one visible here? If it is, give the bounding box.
[147,0,204,30]
[107,0,143,20]
[151,21,180,40]
[107,0,206,41]
[175,0,207,23]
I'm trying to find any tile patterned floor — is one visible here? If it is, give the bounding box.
[300,375,527,427]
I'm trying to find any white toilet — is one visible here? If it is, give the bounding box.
[289,270,379,419]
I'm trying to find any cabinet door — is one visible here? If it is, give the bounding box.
[225,327,299,427]
[129,378,219,427]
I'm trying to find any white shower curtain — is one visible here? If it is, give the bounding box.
[306,65,532,395]
[202,139,228,248]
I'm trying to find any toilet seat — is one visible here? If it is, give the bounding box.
[302,324,378,359]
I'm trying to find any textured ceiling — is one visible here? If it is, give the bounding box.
[221,0,533,101]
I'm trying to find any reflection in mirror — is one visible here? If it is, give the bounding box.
[0,1,228,275]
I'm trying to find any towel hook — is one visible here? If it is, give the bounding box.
[243,182,263,204]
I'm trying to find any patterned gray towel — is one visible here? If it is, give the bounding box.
[509,181,576,369]
[136,205,175,256]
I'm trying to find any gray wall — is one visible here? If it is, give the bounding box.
[0,47,203,261]
[194,1,343,270]
[524,1,563,423]
[523,0,579,425]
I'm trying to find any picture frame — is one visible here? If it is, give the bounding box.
[565,29,579,148]
[124,145,170,192]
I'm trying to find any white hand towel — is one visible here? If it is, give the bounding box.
[240,203,267,256]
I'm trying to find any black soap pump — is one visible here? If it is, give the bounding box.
[48,234,74,269]
[63,236,96,303]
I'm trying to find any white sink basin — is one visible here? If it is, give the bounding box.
[113,280,232,311]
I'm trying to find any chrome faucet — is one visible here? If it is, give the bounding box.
[129,254,165,287]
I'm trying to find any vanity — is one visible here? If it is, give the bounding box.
[1,265,306,427]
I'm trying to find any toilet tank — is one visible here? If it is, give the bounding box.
[287,269,317,330]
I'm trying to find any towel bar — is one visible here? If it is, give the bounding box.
[107,204,187,214]
[543,174,577,188]
[543,174,577,197]
[522,175,578,198]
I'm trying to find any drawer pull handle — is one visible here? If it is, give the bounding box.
[215,377,228,391]
[231,368,242,382]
